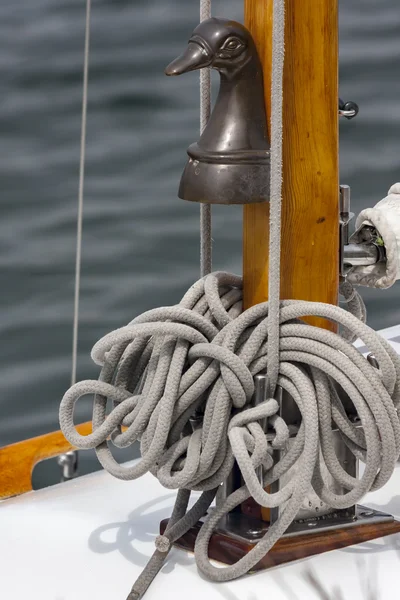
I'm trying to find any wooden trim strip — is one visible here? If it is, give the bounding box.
[0,422,92,500]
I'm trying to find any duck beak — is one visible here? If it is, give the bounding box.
[165,42,212,76]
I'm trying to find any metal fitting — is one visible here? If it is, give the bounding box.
[340,184,384,276]
[339,98,359,120]
[57,451,78,482]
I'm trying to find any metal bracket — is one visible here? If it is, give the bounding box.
[340,184,384,277]
[339,98,359,120]
[340,184,355,276]
[215,505,394,543]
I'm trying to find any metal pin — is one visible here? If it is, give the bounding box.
[367,353,380,369]
[57,451,78,482]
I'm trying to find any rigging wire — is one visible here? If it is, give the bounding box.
[200,0,212,277]
[71,0,91,386]
[59,0,92,482]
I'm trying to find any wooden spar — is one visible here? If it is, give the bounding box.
[243,0,339,331]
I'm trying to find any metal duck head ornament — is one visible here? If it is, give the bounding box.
[165,18,270,205]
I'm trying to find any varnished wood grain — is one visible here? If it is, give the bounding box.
[0,422,92,499]
[160,518,400,570]
[243,0,339,332]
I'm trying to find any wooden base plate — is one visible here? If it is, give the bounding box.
[160,513,400,571]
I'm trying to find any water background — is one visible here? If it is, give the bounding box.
[1,0,400,477]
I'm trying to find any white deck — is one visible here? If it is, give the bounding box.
[2,323,400,600]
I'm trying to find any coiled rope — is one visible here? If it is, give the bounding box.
[60,269,400,591]
[60,0,400,597]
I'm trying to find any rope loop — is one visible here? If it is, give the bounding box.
[189,342,254,408]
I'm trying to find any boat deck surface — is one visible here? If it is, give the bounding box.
[1,324,400,600]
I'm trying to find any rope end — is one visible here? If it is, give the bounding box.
[155,534,171,553]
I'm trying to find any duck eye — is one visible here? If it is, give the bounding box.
[221,37,243,52]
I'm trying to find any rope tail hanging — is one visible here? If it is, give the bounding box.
[266,0,285,396]
[60,0,400,598]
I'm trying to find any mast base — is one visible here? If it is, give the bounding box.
[160,506,400,571]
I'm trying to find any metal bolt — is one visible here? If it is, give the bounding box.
[246,529,263,538]
[360,510,374,517]
[367,354,380,369]
[57,451,78,481]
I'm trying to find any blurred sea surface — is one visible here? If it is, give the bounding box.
[1,0,400,473]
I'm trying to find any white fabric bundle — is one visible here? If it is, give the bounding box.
[348,183,400,289]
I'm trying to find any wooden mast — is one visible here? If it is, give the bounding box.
[243,0,339,329]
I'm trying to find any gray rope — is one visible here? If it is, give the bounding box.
[339,280,367,342]
[126,489,217,600]
[266,0,285,396]
[60,272,400,590]
[60,0,400,596]
[199,0,212,277]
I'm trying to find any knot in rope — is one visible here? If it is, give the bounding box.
[154,535,171,553]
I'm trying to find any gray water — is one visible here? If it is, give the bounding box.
[0,0,399,468]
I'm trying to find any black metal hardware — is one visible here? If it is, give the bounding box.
[339,98,359,120]
[165,18,270,205]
